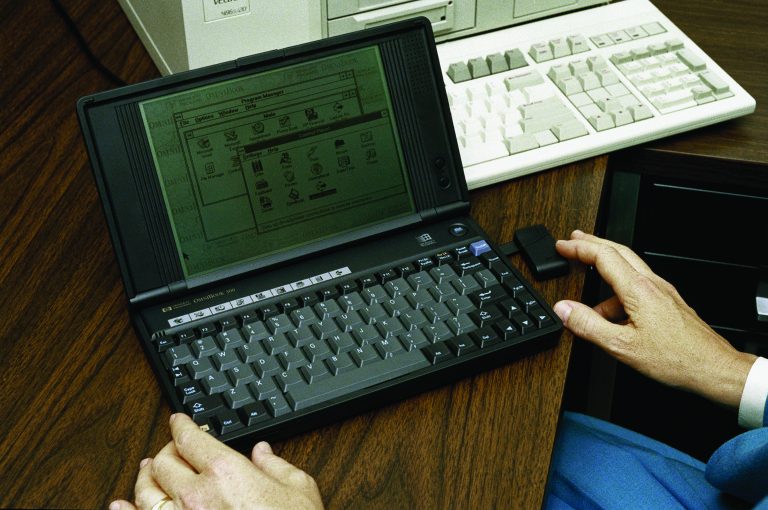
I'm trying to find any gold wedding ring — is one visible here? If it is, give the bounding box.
[150,496,172,510]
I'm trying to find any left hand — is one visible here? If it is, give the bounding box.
[109,413,324,510]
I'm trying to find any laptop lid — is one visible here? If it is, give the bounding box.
[78,18,467,306]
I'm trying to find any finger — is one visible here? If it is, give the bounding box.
[133,458,171,510]
[150,441,198,500]
[251,443,305,482]
[109,500,138,510]
[553,300,625,350]
[555,239,639,298]
[169,413,248,474]
[593,295,627,323]
[568,230,654,276]
[251,440,273,464]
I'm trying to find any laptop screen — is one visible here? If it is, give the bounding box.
[139,45,416,278]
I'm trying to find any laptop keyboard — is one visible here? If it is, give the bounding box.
[155,240,555,436]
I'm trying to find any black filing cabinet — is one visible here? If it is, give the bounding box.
[590,149,768,460]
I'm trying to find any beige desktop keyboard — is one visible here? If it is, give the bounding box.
[436,0,755,189]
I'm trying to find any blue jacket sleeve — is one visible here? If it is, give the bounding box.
[705,426,768,504]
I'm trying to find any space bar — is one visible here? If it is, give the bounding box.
[286,350,431,411]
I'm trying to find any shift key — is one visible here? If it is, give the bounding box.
[285,350,430,411]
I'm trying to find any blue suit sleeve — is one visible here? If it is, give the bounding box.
[705,426,768,504]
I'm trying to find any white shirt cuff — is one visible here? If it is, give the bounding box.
[738,356,768,429]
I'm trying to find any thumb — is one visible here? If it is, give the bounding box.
[554,300,623,349]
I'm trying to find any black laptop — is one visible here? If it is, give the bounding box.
[77,18,561,450]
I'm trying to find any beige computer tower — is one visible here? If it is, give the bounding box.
[119,0,607,75]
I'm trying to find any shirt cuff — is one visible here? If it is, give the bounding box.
[738,356,768,429]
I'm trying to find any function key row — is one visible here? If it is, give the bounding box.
[590,22,667,48]
[156,242,505,349]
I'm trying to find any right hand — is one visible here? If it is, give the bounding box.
[553,230,756,408]
[110,413,324,510]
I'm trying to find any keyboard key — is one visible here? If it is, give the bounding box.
[202,372,231,395]
[275,369,305,393]
[251,354,281,378]
[287,325,316,348]
[422,301,453,323]
[310,320,341,340]
[212,349,240,371]
[486,52,508,74]
[211,410,244,435]
[423,342,455,365]
[287,349,430,410]
[468,285,507,309]
[299,362,331,384]
[164,344,194,368]
[335,310,364,331]
[239,401,270,426]
[400,309,429,330]
[302,340,332,362]
[290,307,319,328]
[350,344,380,367]
[325,353,356,376]
[404,288,434,310]
[399,329,431,351]
[223,385,254,409]
[471,327,501,348]
[314,300,342,320]
[529,307,554,328]
[422,322,452,343]
[447,61,472,83]
[361,285,388,305]
[178,382,204,404]
[188,357,215,379]
[327,332,356,354]
[491,319,518,340]
[382,296,410,317]
[446,334,478,356]
[262,333,291,355]
[446,295,474,315]
[170,365,191,387]
[374,338,404,359]
[186,394,224,420]
[156,336,175,352]
[338,293,366,312]
[376,318,406,339]
[237,342,265,363]
[226,363,257,387]
[266,314,293,335]
[191,336,219,358]
[504,49,528,69]
[351,324,380,345]
[243,321,269,342]
[265,393,292,417]
[277,348,307,370]
[249,377,279,399]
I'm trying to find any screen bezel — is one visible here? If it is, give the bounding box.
[77,18,468,302]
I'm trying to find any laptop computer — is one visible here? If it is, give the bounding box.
[77,18,562,450]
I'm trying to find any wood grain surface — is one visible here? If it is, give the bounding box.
[2,0,761,507]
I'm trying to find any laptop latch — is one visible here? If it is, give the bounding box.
[129,281,187,307]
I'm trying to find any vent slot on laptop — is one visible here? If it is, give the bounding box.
[381,36,437,211]
[116,104,184,284]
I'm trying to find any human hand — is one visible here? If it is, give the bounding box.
[109,413,324,510]
[553,230,756,408]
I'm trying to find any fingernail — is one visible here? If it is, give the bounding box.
[572,229,584,237]
[109,502,121,510]
[139,458,151,469]
[553,301,573,324]
[255,441,272,454]
[169,413,177,423]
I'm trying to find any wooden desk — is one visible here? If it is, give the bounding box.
[5,0,760,507]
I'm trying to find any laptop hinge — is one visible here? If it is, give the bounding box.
[428,201,471,220]
[129,280,188,307]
